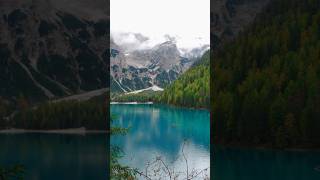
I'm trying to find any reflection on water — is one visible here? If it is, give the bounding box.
[111,104,210,179]
[0,134,107,180]
[213,146,320,180]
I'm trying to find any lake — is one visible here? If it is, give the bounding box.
[112,104,320,180]
[111,104,211,179]
[213,146,320,180]
[0,133,107,180]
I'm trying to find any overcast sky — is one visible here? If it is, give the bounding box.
[110,0,210,50]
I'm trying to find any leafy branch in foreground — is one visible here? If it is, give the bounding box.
[110,116,135,180]
[0,165,25,180]
[111,115,209,180]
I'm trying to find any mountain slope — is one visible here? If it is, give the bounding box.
[211,0,269,48]
[154,0,269,108]
[0,0,109,103]
[110,40,205,93]
[212,0,320,148]
[157,51,210,108]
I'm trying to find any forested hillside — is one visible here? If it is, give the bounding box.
[111,90,161,103]
[0,93,107,130]
[212,0,320,148]
[157,51,210,108]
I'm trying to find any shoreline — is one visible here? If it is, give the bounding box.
[0,127,107,134]
[110,102,153,104]
[214,141,320,152]
[110,101,210,111]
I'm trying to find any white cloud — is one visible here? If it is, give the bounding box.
[111,0,210,50]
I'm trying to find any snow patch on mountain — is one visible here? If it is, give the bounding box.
[125,85,164,95]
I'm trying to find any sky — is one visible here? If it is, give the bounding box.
[110,0,210,51]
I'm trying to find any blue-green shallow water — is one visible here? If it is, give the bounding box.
[0,134,107,180]
[213,146,320,180]
[112,104,320,180]
[111,104,211,178]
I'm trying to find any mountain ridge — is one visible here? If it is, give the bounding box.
[0,1,109,103]
[110,38,208,93]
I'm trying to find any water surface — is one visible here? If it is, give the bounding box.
[111,104,210,179]
[0,133,107,180]
[111,104,320,180]
[213,146,320,180]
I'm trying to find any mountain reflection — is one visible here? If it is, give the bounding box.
[111,104,210,173]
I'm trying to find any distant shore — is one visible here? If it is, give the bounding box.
[0,127,107,134]
[110,102,153,104]
[214,141,320,151]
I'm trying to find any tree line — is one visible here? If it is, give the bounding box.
[212,0,320,148]
[0,94,107,130]
[157,51,210,109]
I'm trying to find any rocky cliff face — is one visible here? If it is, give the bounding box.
[110,39,208,93]
[211,0,269,48]
[0,0,109,102]
[111,0,269,93]
[0,0,269,100]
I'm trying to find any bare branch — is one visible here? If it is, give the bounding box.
[181,141,189,179]
[124,140,209,180]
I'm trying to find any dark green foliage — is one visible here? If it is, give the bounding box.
[110,148,135,180]
[11,99,106,130]
[212,0,320,148]
[0,97,13,129]
[0,164,25,180]
[111,91,161,102]
[110,117,135,179]
[157,51,210,108]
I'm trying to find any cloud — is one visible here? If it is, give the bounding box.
[111,32,155,52]
[111,0,210,50]
[134,33,149,43]
[164,34,177,43]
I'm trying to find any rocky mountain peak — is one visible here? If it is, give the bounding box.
[0,1,109,102]
[211,0,269,48]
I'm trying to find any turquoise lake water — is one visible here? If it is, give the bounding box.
[213,146,320,180]
[0,104,318,179]
[111,104,211,179]
[111,104,320,180]
[0,134,107,180]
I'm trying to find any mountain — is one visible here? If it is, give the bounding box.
[154,0,269,108]
[211,0,269,49]
[180,45,210,59]
[157,50,210,108]
[0,0,109,103]
[110,39,208,93]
